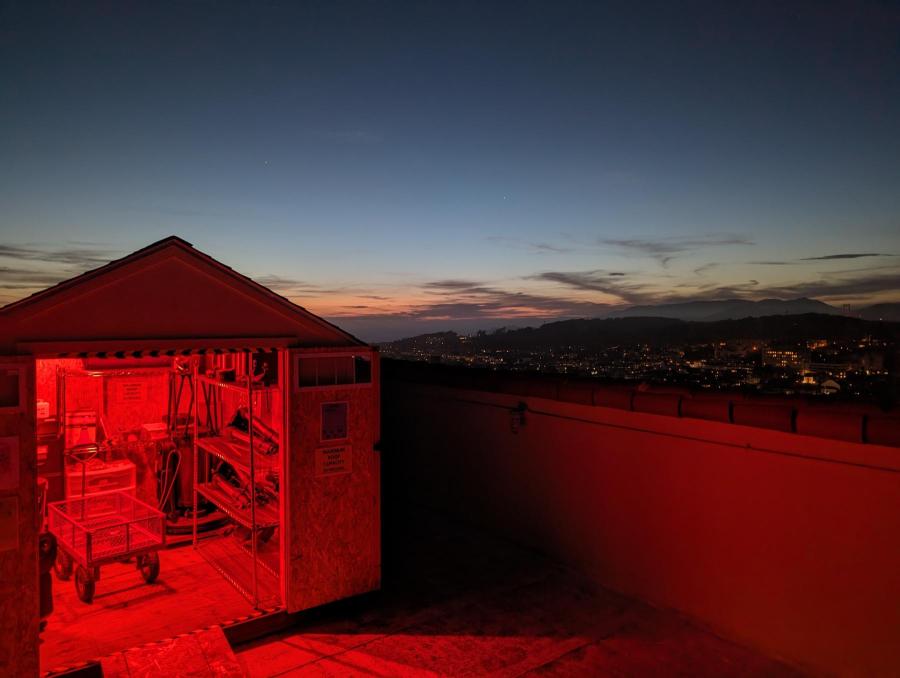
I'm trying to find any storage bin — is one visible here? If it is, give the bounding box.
[65,459,136,498]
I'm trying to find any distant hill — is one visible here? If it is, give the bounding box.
[608,297,840,321]
[478,314,898,350]
[383,331,465,353]
[859,303,900,322]
[383,313,900,352]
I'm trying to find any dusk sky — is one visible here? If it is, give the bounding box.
[2,1,899,340]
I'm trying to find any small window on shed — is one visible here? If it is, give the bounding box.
[354,356,371,383]
[0,368,22,410]
[296,355,372,389]
[298,357,319,387]
[322,402,348,440]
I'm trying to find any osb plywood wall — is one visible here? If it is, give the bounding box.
[36,359,172,435]
[103,372,169,435]
[286,383,380,611]
[36,358,82,418]
[0,357,38,677]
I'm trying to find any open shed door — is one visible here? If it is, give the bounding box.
[0,356,38,677]
[282,348,381,612]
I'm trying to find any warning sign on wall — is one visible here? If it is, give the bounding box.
[119,381,147,403]
[315,445,351,477]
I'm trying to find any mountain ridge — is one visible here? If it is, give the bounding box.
[858,303,900,322]
[383,312,900,351]
[607,297,841,321]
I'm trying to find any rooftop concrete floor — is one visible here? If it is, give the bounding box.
[41,539,256,674]
[235,508,801,677]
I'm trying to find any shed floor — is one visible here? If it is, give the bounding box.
[234,508,802,677]
[41,539,257,674]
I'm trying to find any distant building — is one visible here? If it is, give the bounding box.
[763,348,805,369]
[820,379,841,395]
[808,362,850,380]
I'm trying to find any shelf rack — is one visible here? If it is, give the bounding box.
[196,435,279,475]
[192,356,281,609]
[195,533,280,609]
[195,482,279,529]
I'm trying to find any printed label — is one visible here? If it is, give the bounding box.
[315,445,351,477]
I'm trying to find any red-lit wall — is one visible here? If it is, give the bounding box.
[0,358,38,677]
[285,350,381,612]
[383,379,900,677]
[36,359,82,419]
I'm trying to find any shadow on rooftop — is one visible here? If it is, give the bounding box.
[234,505,801,677]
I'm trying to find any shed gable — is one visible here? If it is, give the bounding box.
[0,238,360,352]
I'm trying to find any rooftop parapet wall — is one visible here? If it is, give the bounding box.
[383,359,900,448]
[382,360,900,676]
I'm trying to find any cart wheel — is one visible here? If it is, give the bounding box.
[137,552,160,583]
[75,566,95,603]
[54,551,74,581]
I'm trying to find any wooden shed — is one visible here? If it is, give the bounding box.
[0,237,381,675]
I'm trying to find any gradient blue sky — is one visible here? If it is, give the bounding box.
[1,1,899,340]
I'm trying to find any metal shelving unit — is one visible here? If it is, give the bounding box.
[194,534,280,609]
[192,354,280,609]
[196,436,279,474]
[195,482,279,529]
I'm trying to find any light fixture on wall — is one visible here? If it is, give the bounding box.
[510,402,527,434]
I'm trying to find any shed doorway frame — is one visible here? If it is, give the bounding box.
[27,341,294,671]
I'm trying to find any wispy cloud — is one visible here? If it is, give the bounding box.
[411,278,614,320]
[485,236,575,254]
[530,270,654,305]
[0,243,119,268]
[601,235,754,266]
[800,253,888,261]
[663,271,900,303]
[488,233,755,265]
[0,266,74,289]
[0,243,123,301]
[749,271,900,301]
[753,253,894,265]
[421,279,486,292]
[667,279,761,300]
[533,263,900,307]
[253,274,328,295]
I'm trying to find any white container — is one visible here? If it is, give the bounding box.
[65,459,136,498]
[140,422,168,442]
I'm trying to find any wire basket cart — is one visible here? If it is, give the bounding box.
[48,490,166,603]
